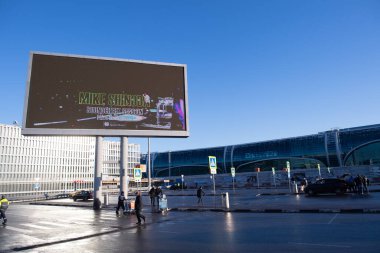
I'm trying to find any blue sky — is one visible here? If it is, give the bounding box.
[1,0,379,153]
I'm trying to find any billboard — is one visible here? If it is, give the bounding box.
[22,52,189,137]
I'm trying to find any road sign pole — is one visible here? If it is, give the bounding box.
[257,172,260,189]
[286,161,291,193]
[213,174,216,195]
[208,156,217,195]
[272,167,277,189]
[231,167,235,192]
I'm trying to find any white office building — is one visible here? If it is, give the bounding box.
[0,123,140,198]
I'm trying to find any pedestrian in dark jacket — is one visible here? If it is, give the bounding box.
[363,175,369,194]
[149,187,155,206]
[197,186,205,205]
[155,186,163,206]
[135,191,145,225]
[116,191,126,215]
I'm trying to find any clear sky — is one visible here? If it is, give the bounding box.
[1,0,379,154]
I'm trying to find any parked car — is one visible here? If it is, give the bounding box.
[55,193,69,199]
[72,190,93,201]
[304,179,348,196]
[170,183,187,190]
[69,190,80,198]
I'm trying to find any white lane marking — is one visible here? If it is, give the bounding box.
[20,223,52,230]
[5,225,34,233]
[99,217,115,221]
[100,213,118,218]
[16,232,46,243]
[328,213,339,224]
[39,221,70,227]
[291,242,351,248]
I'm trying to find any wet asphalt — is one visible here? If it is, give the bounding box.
[1,188,380,253]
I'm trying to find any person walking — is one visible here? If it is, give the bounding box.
[149,186,155,206]
[197,186,205,205]
[116,191,126,215]
[155,186,163,207]
[363,175,369,194]
[354,175,363,194]
[300,178,308,192]
[135,191,145,225]
[0,195,10,225]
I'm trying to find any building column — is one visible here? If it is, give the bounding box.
[120,137,128,197]
[93,136,103,210]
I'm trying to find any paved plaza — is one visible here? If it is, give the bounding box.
[1,188,380,253]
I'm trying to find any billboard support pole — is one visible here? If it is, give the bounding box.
[148,138,151,189]
[93,136,103,210]
[120,137,128,198]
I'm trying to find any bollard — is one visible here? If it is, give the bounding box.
[103,193,109,206]
[159,194,168,212]
[221,192,230,209]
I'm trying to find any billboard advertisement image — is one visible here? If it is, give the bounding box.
[22,52,189,137]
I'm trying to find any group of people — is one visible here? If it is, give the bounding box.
[148,186,163,207]
[346,174,370,194]
[116,191,145,225]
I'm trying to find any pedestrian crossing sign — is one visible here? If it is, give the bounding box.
[209,156,217,175]
[134,168,142,182]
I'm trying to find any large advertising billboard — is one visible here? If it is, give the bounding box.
[22,52,189,137]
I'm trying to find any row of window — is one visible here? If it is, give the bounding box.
[0,181,94,195]
[0,124,141,197]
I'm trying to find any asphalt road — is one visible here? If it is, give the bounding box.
[1,199,380,253]
[34,188,380,213]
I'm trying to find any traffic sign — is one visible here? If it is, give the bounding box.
[134,168,142,182]
[209,156,217,175]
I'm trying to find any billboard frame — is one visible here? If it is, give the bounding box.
[22,51,189,137]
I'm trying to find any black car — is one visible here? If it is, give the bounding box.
[72,190,93,201]
[304,179,348,196]
[170,183,187,190]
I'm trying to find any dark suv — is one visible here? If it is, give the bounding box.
[72,190,93,201]
[304,179,348,196]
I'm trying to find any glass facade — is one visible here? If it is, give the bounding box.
[344,141,380,166]
[145,124,380,177]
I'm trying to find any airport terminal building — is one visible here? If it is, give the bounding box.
[147,124,380,178]
[0,123,140,198]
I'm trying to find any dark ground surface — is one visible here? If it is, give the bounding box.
[1,188,380,253]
